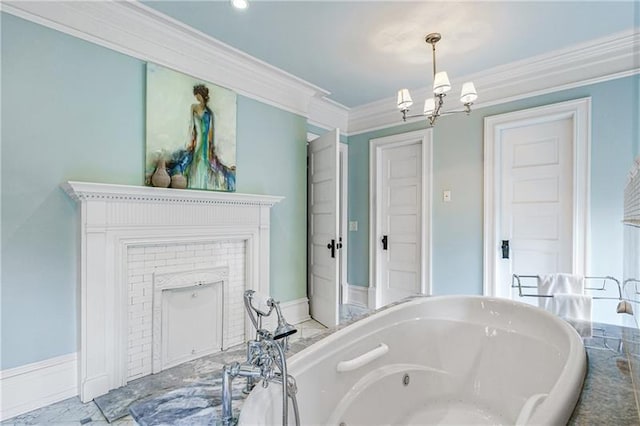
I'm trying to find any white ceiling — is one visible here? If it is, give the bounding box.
[143,1,639,108]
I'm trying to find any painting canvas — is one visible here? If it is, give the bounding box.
[145,63,237,191]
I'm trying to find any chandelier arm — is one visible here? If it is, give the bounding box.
[401,103,474,124]
[402,112,431,121]
[438,103,474,117]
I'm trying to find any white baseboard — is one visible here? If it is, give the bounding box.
[0,353,78,421]
[368,286,376,309]
[282,297,311,324]
[347,285,370,308]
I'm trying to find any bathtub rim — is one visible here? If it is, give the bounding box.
[290,294,585,365]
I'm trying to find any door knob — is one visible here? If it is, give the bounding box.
[327,239,336,258]
[382,235,388,250]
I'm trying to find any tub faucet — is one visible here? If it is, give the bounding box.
[221,291,299,426]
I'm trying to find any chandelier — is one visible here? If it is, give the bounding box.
[396,33,478,126]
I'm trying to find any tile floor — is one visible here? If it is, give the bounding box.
[2,319,329,425]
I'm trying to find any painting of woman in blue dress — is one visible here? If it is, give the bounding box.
[182,84,235,190]
[145,63,237,192]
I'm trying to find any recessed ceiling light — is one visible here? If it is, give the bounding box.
[230,0,249,10]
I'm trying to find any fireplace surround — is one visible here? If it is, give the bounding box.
[63,181,282,402]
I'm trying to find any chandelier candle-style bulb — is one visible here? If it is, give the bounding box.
[424,98,436,115]
[397,89,413,110]
[460,82,478,104]
[433,71,451,95]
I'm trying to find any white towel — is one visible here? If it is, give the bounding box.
[551,293,592,321]
[537,273,585,310]
[551,294,593,337]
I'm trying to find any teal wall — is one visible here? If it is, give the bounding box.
[236,99,308,303]
[0,13,307,370]
[347,75,639,298]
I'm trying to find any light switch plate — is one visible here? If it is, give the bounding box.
[349,221,358,231]
[443,190,451,202]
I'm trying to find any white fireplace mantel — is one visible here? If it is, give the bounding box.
[62,181,283,401]
[62,181,284,207]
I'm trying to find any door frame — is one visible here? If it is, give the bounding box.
[369,129,433,308]
[483,97,591,297]
[339,143,349,303]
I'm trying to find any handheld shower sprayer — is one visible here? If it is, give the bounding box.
[272,301,297,340]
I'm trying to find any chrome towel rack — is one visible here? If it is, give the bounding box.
[511,274,624,300]
[623,278,640,295]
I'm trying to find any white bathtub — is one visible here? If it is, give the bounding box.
[239,296,586,425]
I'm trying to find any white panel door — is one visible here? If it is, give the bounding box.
[379,142,422,305]
[308,129,340,327]
[499,118,574,302]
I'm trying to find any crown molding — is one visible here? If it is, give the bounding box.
[308,97,350,133]
[347,29,640,136]
[1,0,329,118]
[2,1,637,135]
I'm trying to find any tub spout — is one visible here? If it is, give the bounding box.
[221,361,266,425]
[221,364,234,425]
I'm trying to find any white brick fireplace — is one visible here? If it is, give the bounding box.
[63,182,283,402]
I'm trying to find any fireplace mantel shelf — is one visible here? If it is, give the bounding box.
[62,181,284,207]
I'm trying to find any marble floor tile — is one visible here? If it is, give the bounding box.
[340,303,372,323]
[289,319,326,342]
[1,397,110,426]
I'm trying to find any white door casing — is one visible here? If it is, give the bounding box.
[370,129,433,308]
[483,98,591,298]
[339,143,349,303]
[308,129,340,327]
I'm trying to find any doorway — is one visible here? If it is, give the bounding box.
[307,130,349,326]
[369,129,433,308]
